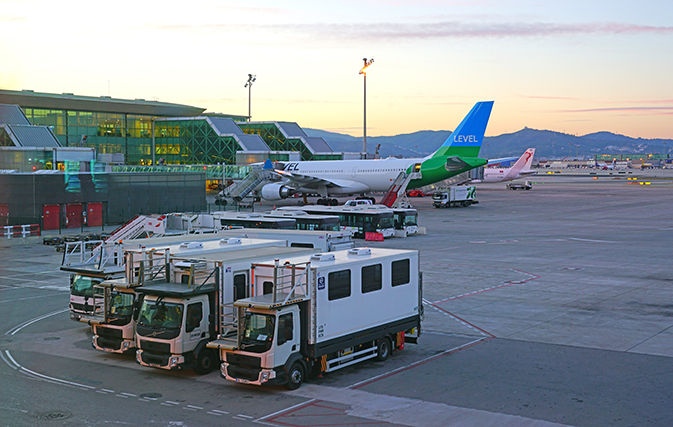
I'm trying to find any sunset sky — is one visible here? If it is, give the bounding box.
[2,0,672,141]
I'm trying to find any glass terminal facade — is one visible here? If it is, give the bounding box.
[1,90,345,166]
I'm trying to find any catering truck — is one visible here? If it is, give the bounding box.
[64,232,252,321]
[80,238,289,356]
[133,246,318,374]
[432,186,478,208]
[210,247,422,389]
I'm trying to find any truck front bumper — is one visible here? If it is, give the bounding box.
[92,335,135,354]
[222,362,276,386]
[136,349,188,371]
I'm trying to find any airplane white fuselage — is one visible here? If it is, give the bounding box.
[280,157,421,194]
[481,168,536,183]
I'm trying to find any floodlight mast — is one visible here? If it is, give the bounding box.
[359,58,374,156]
[244,74,256,121]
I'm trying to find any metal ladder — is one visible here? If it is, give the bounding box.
[222,169,275,201]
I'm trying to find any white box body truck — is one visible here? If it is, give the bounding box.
[432,186,478,208]
[211,247,422,389]
[133,246,318,374]
[81,238,288,356]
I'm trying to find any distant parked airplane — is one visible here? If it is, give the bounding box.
[473,148,536,183]
[254,101,495,205]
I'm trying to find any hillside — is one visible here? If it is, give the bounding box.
[306,128,672,160]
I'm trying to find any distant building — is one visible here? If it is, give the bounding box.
[0,89,342,166]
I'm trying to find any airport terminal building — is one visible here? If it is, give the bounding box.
[0,89,344,168]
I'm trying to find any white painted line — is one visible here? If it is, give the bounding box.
[121,392,137,397]
[207,412,223,416]
[5,309,68,335]
[6,351,95,390]
[165,401,180,405]
[115,394,129,398]
[0,294,66,304]
[211,409,230,415]
[255,399,317,423]
[0,351,18,370]
[101,389,115,393]
[187,405,204,410]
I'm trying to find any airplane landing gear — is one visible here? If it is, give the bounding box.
[317,198,338,206]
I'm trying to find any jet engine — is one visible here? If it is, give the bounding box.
[260,183,296,200]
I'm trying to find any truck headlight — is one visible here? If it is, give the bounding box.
[260,371,270,382]
[135,350,142,363]
[169,356,180,368]
[121,341,131,352]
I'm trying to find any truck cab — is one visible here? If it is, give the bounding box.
[86,279,141,354]
[135,281,219,374]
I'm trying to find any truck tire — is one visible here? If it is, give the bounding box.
[285,362,305,390]
[194,349,217,375]
[376,337,392,361]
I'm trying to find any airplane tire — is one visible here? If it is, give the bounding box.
[329,198,338,206]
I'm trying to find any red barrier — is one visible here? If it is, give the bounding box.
[365,232,384,241]
[1,224,41,238]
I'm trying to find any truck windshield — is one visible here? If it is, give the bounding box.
[107,291,134,325]
[240,313,275,353]
[137,300,183,330]
[71,274,100,297]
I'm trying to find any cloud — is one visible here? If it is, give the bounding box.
[145,20,673,41]
[301,21,673,40]
[562,106,673,115]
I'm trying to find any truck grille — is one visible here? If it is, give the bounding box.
[96,326,122,339]
[225,353,261,368]
[139,340,170,354]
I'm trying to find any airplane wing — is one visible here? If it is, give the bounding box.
[275,169,349,190]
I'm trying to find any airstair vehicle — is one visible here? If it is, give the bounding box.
[219,168,276,203]
[380,165,422,208]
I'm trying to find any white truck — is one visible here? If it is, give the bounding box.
[64,232,246,321]
[432,186,478,208]
[80,238,289,356]
[210,247,422,389]
[133,246,318,374]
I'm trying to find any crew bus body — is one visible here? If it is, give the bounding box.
[263,210,340,231]
[277,206,395,238]
[212,212,295,230]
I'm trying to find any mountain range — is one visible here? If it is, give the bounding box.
[305,127,673,160]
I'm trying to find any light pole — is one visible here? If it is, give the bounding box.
[244,74,256,122]
[359,58,374,156]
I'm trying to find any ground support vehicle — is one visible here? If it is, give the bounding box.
[133,246,318,374]
[79,238,290,356]
[432,186,478,208]
[277,206,395,239]
[210,247,422,389]
[66,236,286,322]
[507,181,532,190]
[214,228,354,252]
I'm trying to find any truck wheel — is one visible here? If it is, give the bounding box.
[194,349,216,375]
[376,337,392,361]
[285,362,304,390]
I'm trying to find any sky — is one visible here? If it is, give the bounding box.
[1,0,672,142]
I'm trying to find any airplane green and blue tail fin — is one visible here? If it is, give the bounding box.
[432,101,494,159]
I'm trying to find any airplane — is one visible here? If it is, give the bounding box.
[472,148,536,183]
[253,101,494,205]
